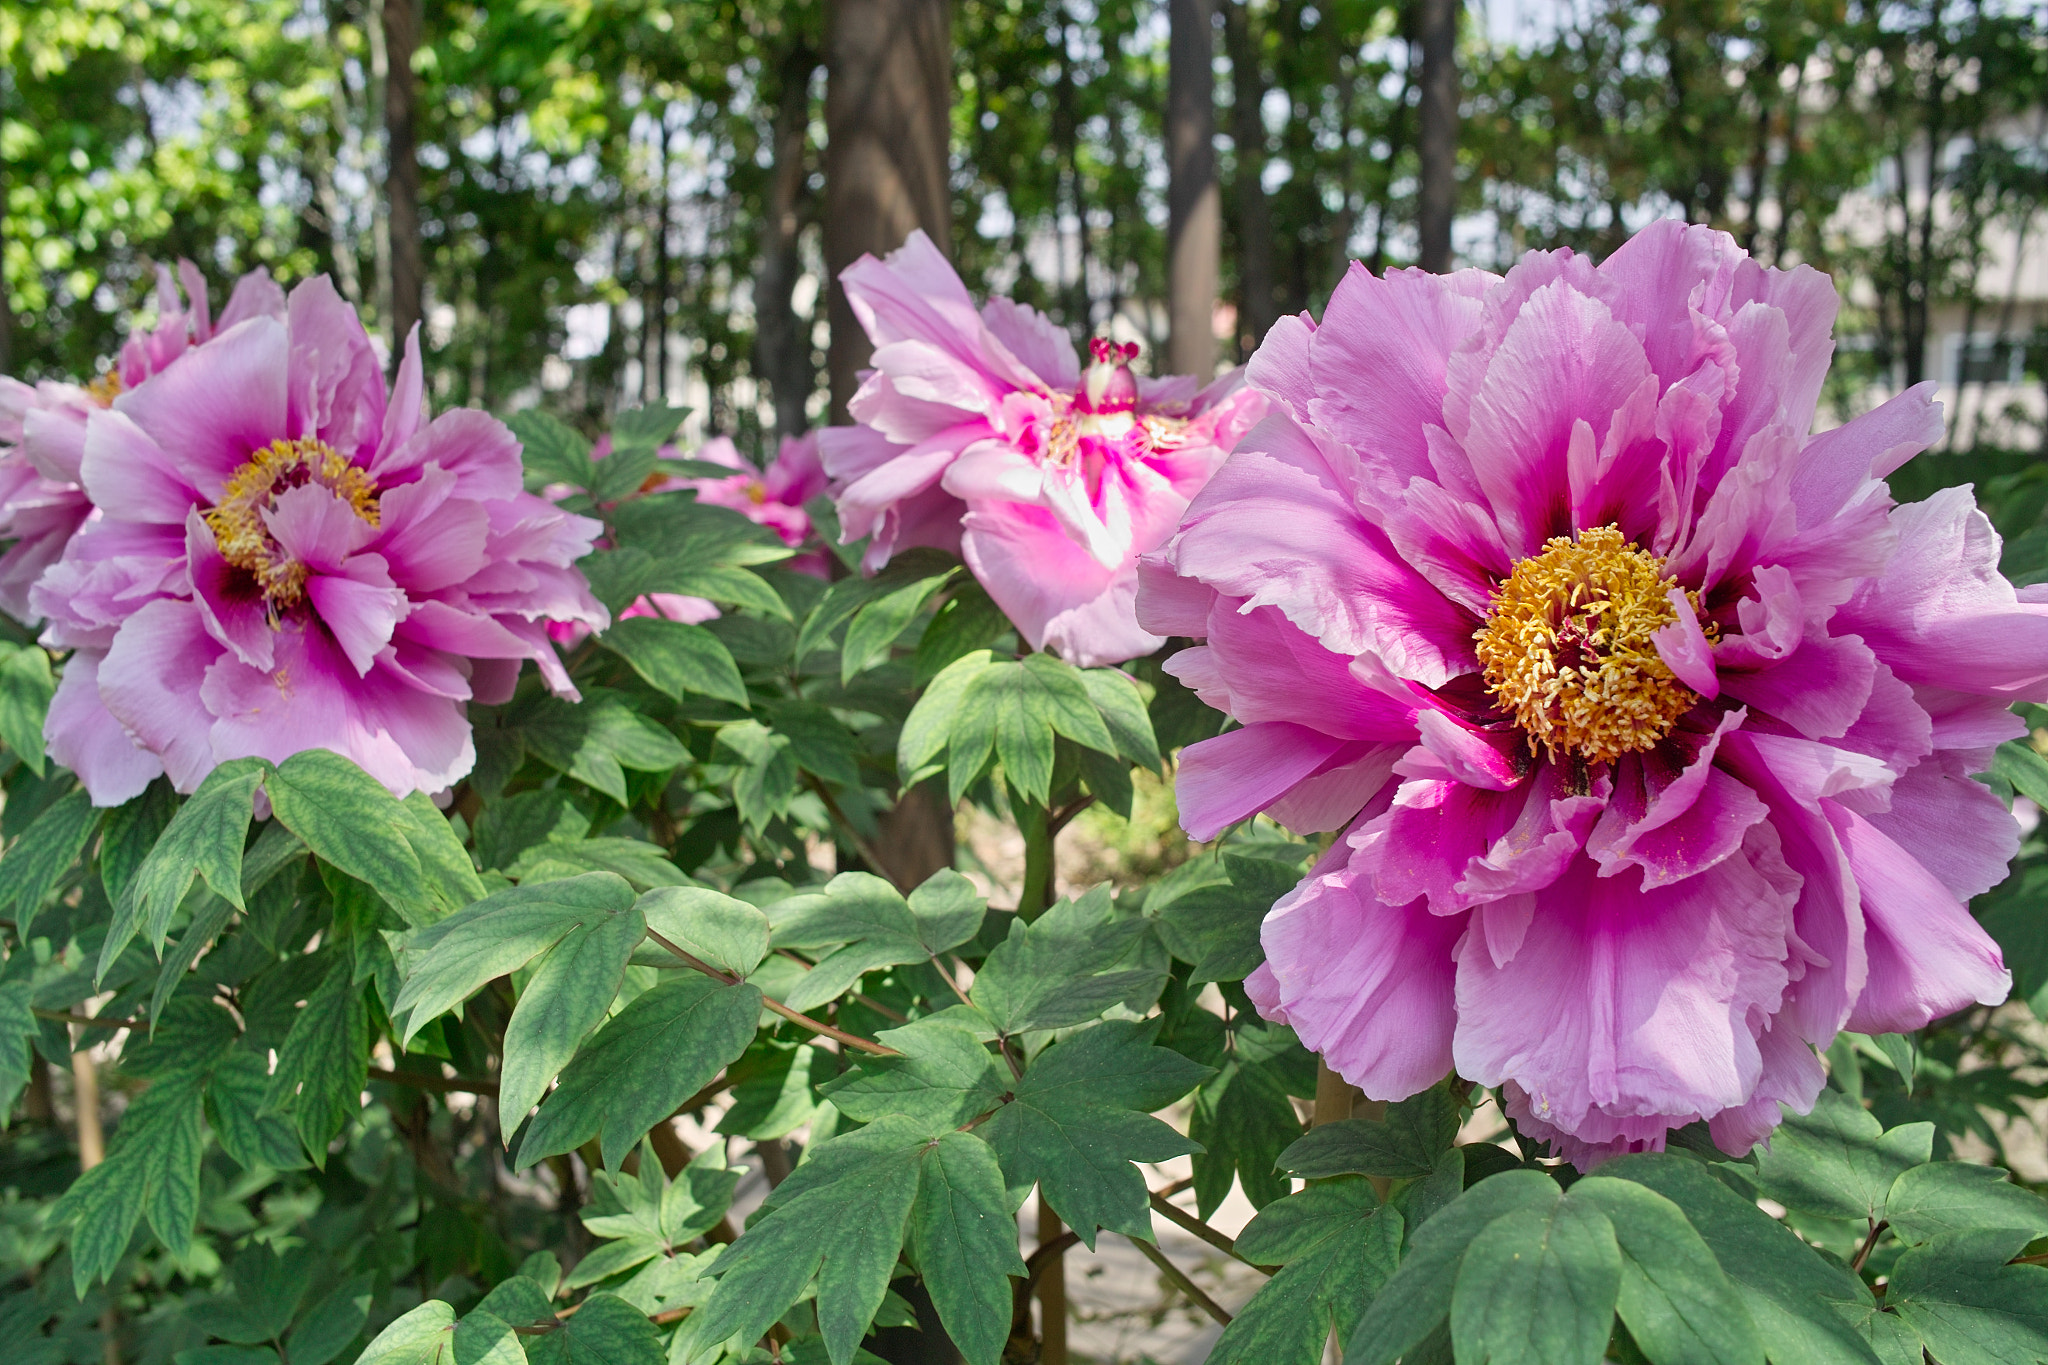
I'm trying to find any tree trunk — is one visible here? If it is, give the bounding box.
[1168,0,1220,377]
[1223,0,1275,355]
[757,40,821,441]
[824,0,953,422]
[649,121,671,405]
[1415,0,1458,273]
[383,0,424,361]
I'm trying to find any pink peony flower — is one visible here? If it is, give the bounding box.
[1139,221,2039,1164]
[546,430,829,644]
[35,275,607,805]
[820,231,1264,667]
[0,263,286,623]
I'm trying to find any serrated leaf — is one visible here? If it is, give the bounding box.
[206,1050,309,1173]
[0,645,54,773]
[518,977,761,1171]
[104,758,264,980]
[267,749,429,919]
[392,873,637,1044]
[1887,1229,2048,1365]
[969,886,1157,1034]
[1574,1175,1764,1365]
[99,778,177,906]
[601,617,748,706]
[822,1019,1009,1129]
[399,791,485,918]
[842,573,952,682]
[915,582,1009,686]
[715,719,798,833]
[1884,1160,2048,1244]
[264,954,370,1164]
[509,408,596,490]
[1751,1090,1930,1224]
[498,896,647,1123]
[1156,852,1303,984]
[55,1071,207,1293]
[913,1132,1025,1365]
[772,873,935,1012]
[1189,1019,1311,1216]
[978,1020,1210,1244]
[1213,1182,1402,1365]
[638,886,771,977]
[0,785,95,939]
[692,1118,927,1365]
[0,982,32,1127]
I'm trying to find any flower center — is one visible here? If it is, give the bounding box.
[1474,525,1712,765]
[84,370,123,407]
[203,437,379,611]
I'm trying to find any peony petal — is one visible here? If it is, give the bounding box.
[1175,722,1354,841]
[114,314,288,492]
[44,650,165,806]
[98,598,226,792]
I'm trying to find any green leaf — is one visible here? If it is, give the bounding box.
[523,692,690,802]
[822,1018,1010,1129]
[970,886,1158,1034]
[1993,739,2048,808]
[476,790,591,871]
[610,402,689,453]
[55,1071,208,1293]
[1451,1195,1622,1365]
[715,719,798,833]
[1750,1090,1931,1224]
[399,791,486,917]
[1597,1154,1881,1365]
[354,1301,456,1365]
[450,1311,524,1365]
[897,648,995,781]
[0,645,54,773]
[518,977,761,1170]
[267,749,430,920]
[842,572,952,682]
[286,1274,375,1365]
[206,1050,309,1173]
[773,872,941,1011]
[0,785,95,938]
[509,408,595,491]
[912,1132,1026,1365]
[638,886,771,977]
[264,954,370,1164]
[1574,1175,1764,1365]
[953,656,1113,806]
[693,1117,928,1365]
[498,894,647,1122]
[0,981,32,1126]
[1078,667,1162,770]
[1155,852,1302,984]
[600,617,748,706]
[979,1020,1211,1244]
[392,873,637,1044]
[716,1040,835,1140]
[906,868,986,955]
[1213,1183,1403,1365]
[1888,1229,2048,1365]
[474,1275,557,1328]
[1189,1019,1311,1216]
[1279,1084,1461,1181]
[98,778,177,906]
[104,758,265,978]
[1347,1169,1565,1365]
[512,837,688,891]
[1884,1160,2048,1244]
[914,582,1009,686]
[762,700,863,787]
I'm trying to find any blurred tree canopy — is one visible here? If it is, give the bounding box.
[5,0,2048,448]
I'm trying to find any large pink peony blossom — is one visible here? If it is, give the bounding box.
[35,274,607,805]
[820,231,1264,667]
[0,263,286,623]
[1139,221,2039,1164]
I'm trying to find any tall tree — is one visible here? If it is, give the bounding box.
[1168,0,1220,375]
[823,0,953,421]
[757,37,822,440]
[1223,0,1276,355]
[382,0,424,358]
[1415,0,1458,271]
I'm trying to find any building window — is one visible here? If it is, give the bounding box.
[1952,334,2028,385]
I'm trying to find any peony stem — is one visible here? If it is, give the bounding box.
[1018,801,1056,922]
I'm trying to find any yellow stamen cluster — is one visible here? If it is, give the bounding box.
[202,437,379,611]
[1474,525,1713,765]
[1034,400,1188,473]
[84,370,123,407]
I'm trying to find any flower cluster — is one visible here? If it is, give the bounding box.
[1140,221,2037,1162]
[8,266,607,804]
[821,230,1264,667]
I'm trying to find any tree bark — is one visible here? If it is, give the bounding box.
[383,0,424,362]
[824,0,953,422]
[1415,0,1459,273]
[757,39,821,441]
[1223,0,1275,355]
[1168,0,1220,377]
